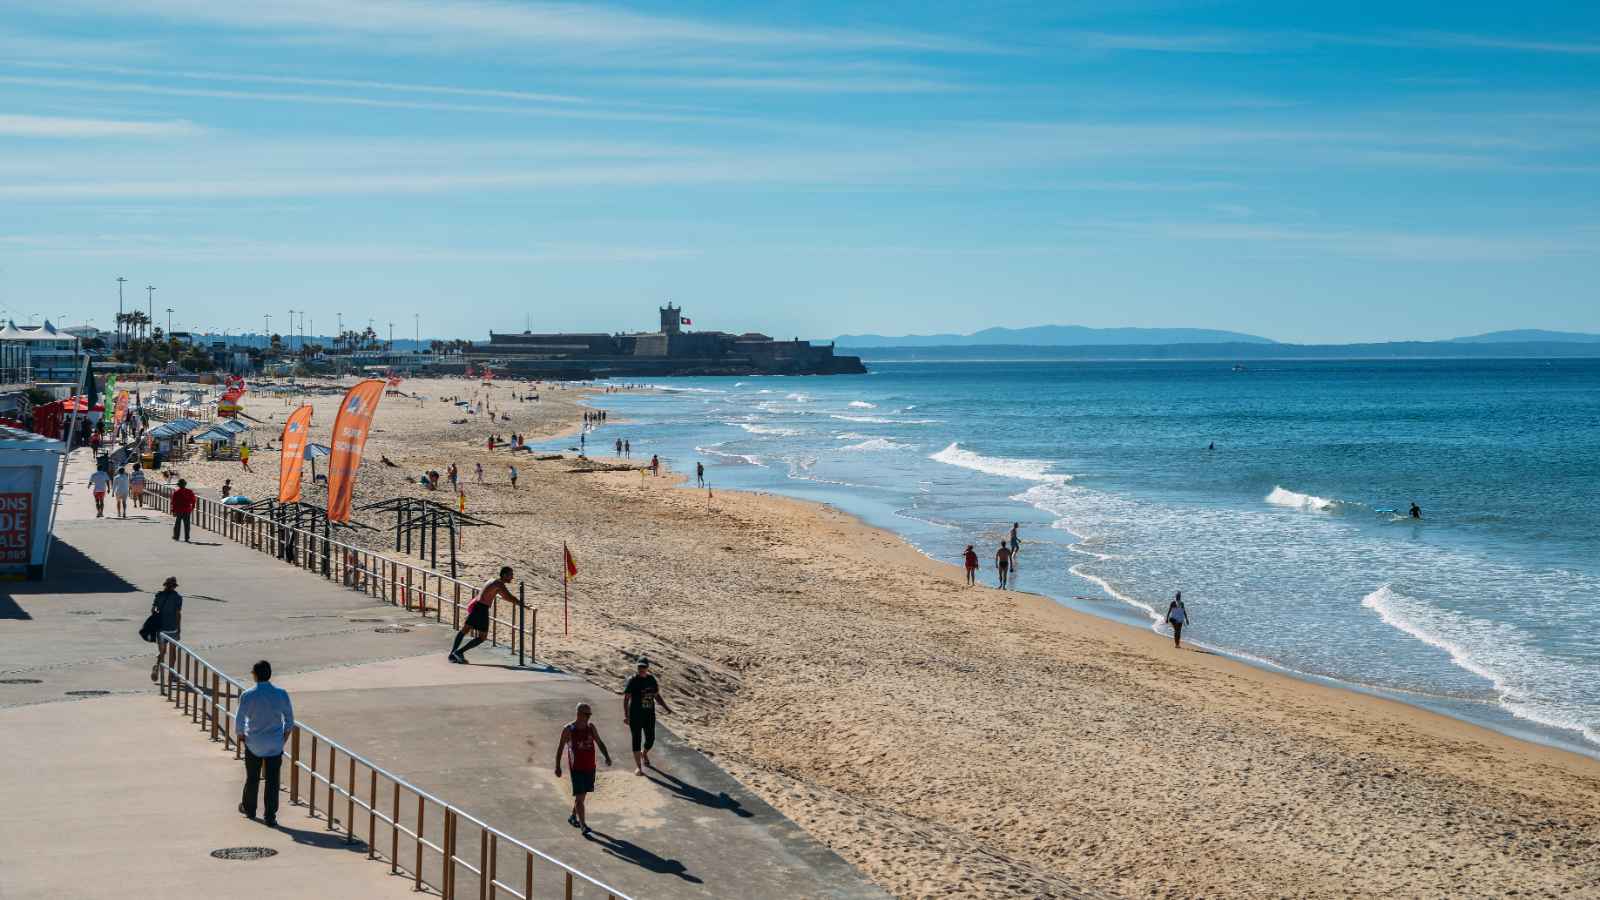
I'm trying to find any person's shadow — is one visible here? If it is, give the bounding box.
[270,821,370,855]
[645,769,752,818]
[583,829,701,883]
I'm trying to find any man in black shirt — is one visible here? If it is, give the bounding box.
[149,576,183,683]
[622,658,673,775]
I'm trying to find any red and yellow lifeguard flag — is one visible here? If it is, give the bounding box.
[563,543,578,582]
[326,380,386,522]
[278,404,314,503]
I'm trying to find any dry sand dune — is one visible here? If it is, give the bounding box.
[169,378,1600,899]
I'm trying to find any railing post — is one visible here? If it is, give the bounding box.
[483,831,494,900]
[517,584,526,669]
[406,566,413,611]
[367,768,377,859]
[415,796,426,894]
[290,729,301,804]
[209,671,219,742]
[524,853,532,900]
[565,870,573,900]
[326,746,337,832]
[390,781,400,875]
[309,735,318,818]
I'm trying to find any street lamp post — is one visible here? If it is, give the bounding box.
[146,285,155,340]
[116,276,126,348]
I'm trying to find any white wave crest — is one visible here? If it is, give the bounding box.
[848,400,876,409]
[648,385,725,394]
[834,432,869,440]
[696,444,765,467]
[737,423,804,437]
[929,442,1068,483]
[1266,486,1339,511]
[785,392,811,402]
[1362,584,1598,746]
[829,414,895,424]
[840,438,910,452]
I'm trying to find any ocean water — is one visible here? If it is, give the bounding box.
[556,360,1600,757]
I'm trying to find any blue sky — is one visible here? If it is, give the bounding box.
[2,1,1598,344]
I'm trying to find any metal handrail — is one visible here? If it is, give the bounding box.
[144,482,538,664]
[156,635,634,900]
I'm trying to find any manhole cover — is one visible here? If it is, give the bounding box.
[65,689,110,696]
[347,618,386,623]
[67,610,100,616]
[374,625,412,634]
[0,678,42,684]
[211,847,279,861]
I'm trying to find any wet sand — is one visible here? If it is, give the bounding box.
[170,378,1600,899]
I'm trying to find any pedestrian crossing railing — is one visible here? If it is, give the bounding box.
[155,636,634,900]
[144,483,538,666]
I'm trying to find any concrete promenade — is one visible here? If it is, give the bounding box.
[0,450,885,899]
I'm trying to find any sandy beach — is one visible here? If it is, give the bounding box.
[168,378,1600,899]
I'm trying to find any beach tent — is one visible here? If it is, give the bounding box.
[192,425,237,444]
[146,418,201,441]
[304,441,331,481]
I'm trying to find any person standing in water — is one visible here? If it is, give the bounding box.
[995,542,1012,589]
[1007,523,1020,571]
[1409,502,1422,519]
[1166,592,1189,649]
[962,545,979,586]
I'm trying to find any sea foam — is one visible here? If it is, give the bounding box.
[930,442,1068,483]
[1266,486,1340,511]
[840,438,910,452]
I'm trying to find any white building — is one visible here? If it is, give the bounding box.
[0,320,85,384]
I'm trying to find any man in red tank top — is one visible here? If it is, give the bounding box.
[554,703,612,834]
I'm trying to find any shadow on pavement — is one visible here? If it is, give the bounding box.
[4,537,140,600]
[273,821,372,854]
[584,829,702,884]
[646,769,753,818]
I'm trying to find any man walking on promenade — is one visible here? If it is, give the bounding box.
[170,478,196,542]
[87,465,110,517]
[555,702,613,835]
[236,660,295,827]
[623,658,673,775]
[111,467,130,518]
[130,463,146,509]
[148,576,183,683]
[448,566,517,664]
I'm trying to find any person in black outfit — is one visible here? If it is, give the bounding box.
[148,576,183,683]
[623,657,673,775]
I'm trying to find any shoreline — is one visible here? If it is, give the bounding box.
[172,379,1600,898]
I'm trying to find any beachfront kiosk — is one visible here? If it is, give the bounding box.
[0,424,66,580]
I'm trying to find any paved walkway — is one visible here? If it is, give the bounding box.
[2,450,885,899]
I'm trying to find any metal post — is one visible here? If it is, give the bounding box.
[346,756,356,843]
[309,735,318,817]
[415,798,426,893]
[368,768,377,859]
[480,830,491,900]
[291,729,301,803]
[517,583,526,668]
[390,781,400,875]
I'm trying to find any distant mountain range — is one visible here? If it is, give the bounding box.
[834,324,1600,350]
[1450,329,1600,344]
[833,325,1276,348]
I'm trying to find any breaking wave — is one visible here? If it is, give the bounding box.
[929,442,1069,483]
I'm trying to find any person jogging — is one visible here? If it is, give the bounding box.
[148,576,183,682]
[623,658,673,775]
[554,702,612,835]
[111,467,131,518]
[995,542,1012,590]
[962,545,979,586]
[87,466,110,518]
[448,566,517,664]
[1166,592,1189,649]
[236,660,295,828]
[129,464,146,509]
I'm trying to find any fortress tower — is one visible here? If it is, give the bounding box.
[659,302,683,335]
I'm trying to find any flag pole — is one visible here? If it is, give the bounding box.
[563,568,569,636]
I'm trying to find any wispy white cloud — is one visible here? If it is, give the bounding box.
[1061,31,1261,54]
[35,0,989,53]
[0,233,693,263]
[1083,221,1593,262]
[596,74,963,94]
[0,112,202,138]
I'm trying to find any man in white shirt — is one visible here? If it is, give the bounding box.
[236,659,295,827]
[86,467,110,518]
[110,467,131,519]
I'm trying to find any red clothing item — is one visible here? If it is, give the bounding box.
[963,549,979,570]
[171,487,197,515]
[564,722,597,771]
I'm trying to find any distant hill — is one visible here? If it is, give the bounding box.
[1450,329,1600,344]
[854,341,1600,361]
[834,324,1276,348]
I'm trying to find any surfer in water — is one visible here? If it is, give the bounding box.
[1207,442,1215,451]
[1409,502,1422,519]
[1166,592,1189,649]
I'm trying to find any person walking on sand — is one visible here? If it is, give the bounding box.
[962,545,979,586]
[623,658,673,775]
[236,659,294,827]
[87,465,110,517]
[448,463,458,491]
[555,703,613,835]
[475,462,483,484]
[239,443,251,472]
[448,566,517,664]
[623,439,630,457]
[995,542,1012,590]
[170,478,196,542]
[508,464,518,490]
[111,467,131,518]
[130,463,146,509]
[650,454,660,476]
[696,461,704,488]
[1166,591,1189,649]
[221,478,232,499]
[148,576,183,682]
[615,438,623,456]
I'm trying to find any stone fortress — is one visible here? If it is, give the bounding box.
[471,303,867,378]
